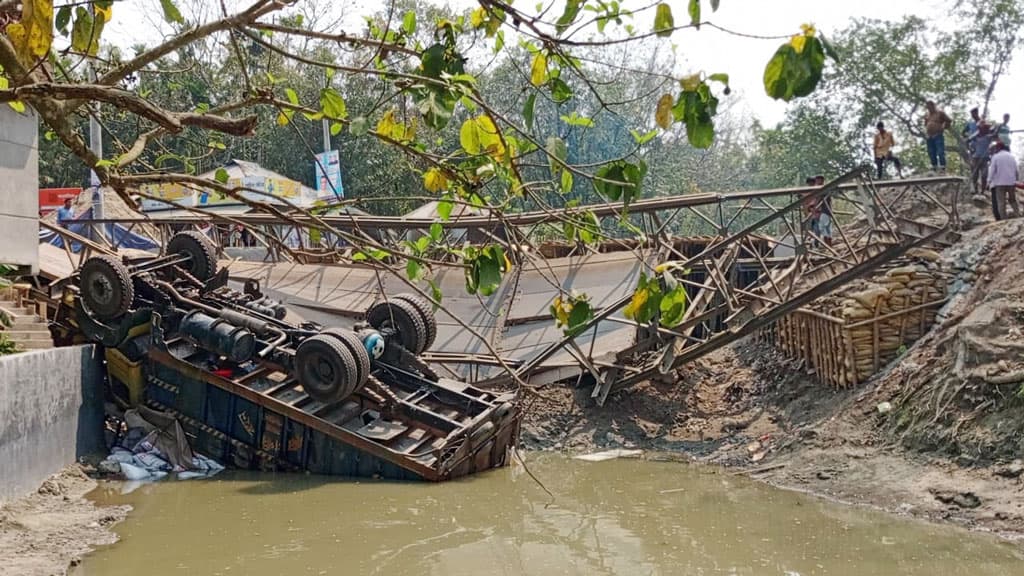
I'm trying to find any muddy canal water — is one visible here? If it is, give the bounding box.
[74,455,1024,575]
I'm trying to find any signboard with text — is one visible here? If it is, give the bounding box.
[39,188,81,214]
[315,150,343,199]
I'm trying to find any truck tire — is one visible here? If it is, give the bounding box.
[392,293,437,351]
[295,334,360,404]
[79,254,134,320]
[365,298,428,355]
[168,230,218,281]
[321,328,371,391]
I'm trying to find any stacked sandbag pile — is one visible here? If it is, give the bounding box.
[837,249,949,383]
[771,248,950,387]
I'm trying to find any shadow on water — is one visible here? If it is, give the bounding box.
[75,455,1024,576]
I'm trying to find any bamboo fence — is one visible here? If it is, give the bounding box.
[761,249,950,388]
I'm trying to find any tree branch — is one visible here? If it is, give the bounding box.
[1,83,258,136]
[95,0,284,87]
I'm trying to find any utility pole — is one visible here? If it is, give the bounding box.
[87,64,103,232]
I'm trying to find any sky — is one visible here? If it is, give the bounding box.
[103,0,1022,131]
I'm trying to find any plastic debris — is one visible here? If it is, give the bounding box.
[573,449,644,462]
[100,407,224,483]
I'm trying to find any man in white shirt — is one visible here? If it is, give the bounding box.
[988,141,1020,220]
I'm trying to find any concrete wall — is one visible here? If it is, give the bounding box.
[0,345,105,504]
[0,105,39,274]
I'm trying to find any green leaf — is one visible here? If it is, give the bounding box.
[330,122,342,136]
[563,221,577,243]
[687,0,700,26]
[550,294,594,337]
[466,245,507,296]
[55,6,72,35]
[708,72,729,85]
[427,280,443,307]
[7,100,25,113]
[763,35,826,102]
[319,87,347,119]
[654,3,674,37]
[402,11,416,35]
[350,116,368,136]
[159,0,185,25]
[820,35,840,63]
[214,168,230,184]
[630,129,658,145]
[556,0,584,34]
[560,170,574,194]
[659,285,688,327]
[624,273,663,324]
[71,8,95,54]
[523,93,536,129]
[406,259,426,282]
[459,116,505,159]
[285,87,299,105]
[437,199,454,220]
[95,159,115,168]
[594,160,646,207]
[546,136,568,176]
[550,77,573,103]
[560,111,594,128]
[429,222,443,242]
[565,299,593,335]
[671,86,718,148]
[459,117,481,154]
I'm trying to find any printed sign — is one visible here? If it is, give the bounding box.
[315,150,343,199]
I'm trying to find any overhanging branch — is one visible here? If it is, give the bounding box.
[1,83,258,136]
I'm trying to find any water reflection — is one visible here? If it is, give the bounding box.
[75,454,1024,576]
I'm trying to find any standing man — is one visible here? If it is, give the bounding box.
[988,141,1020,220]
[924,101,952,173]
[963,108,981,148]
[873,122,903,179]
[814,175,833,246]
[970,120,994,194]
[56,198,75,228]
[994,113,1011,148]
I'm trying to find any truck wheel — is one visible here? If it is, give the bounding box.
[168,230,218,281]
[79,254,134,320]
[321,328,370,391]
[295,334,359,404]
[365,298,428,355]
[392,293,437,351]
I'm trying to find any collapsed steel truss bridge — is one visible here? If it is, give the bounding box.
[39,169,961,403]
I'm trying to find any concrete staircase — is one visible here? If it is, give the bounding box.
[0,298,54,352]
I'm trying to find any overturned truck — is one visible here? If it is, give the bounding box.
[64,232,520,481]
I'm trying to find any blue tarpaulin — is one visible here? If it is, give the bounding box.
[40,208,160,253]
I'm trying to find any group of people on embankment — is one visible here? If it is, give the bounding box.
[871,101,1020,220]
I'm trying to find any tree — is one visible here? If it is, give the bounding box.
[0,0,835,338]
[955,0,1024,117]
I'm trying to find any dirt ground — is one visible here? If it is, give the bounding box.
[522,212,1024,542]
[0,466,129,576]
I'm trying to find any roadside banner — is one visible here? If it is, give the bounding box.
[315,150,343,199]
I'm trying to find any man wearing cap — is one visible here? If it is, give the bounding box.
[988,140,1020,220]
